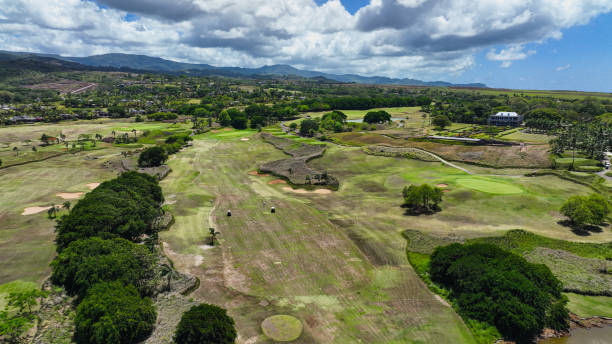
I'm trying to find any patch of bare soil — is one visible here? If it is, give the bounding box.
[260,133,339,187]
[86,182,100,190]
[55,192,84,200]
[268,179,287,185]
[240,137,250,141]
[248,170,269,176]
[22,205,61,215]
[435,183,448,188]
[281,186,332,195]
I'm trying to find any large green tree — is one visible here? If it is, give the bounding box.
[74,282,156,344]
[174,304,237,344]
[430,243,568,343]
[51,237,157,298]
[402,184,443,214]
[560,194,611,228]
[138,146,169,167]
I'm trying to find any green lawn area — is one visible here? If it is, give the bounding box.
[159,130,478,343]
[455,177,524,195]
[565,293,612,317]
[498,130,554,144]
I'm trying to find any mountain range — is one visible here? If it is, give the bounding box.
[1,50,486,88]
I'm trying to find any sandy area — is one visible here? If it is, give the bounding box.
[22,205,62,215]
[198,244,214,251]
[240,137,250,141]
[268,179,287,185]
[282,186,332,195]
[56,192,84,199]
[86,182,100,190]
[248,171,270,176]
[435,183,448,188]
[22,206,53,215]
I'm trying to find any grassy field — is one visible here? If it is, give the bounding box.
[497,130,554,144]
[285,106,424,126]
[1,119,611,343]
[159,129,477,343]
[565,293,612,317]
[0,120,188,286]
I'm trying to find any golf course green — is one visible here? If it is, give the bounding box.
[455,177,524,195]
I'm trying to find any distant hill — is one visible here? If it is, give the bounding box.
[0,51,486,87]
[0,52,94,80]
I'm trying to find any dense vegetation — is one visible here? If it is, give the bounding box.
[430,243,569,343]
[138,146,169,167]
[47,172,165,344]
[51,237,157,298]
[174,304,237,344]
[74,281,156,344]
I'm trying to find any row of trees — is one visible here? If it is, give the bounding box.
[51,172,165,344]
[551,122,612,161]
[138,133,193,167]
[430,243,569,343]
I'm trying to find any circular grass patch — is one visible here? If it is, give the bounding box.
[261,315,303,342]
[455,177,523,195]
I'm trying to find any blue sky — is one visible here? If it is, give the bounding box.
[1,0,611,92]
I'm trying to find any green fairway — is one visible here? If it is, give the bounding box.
[565,293,612,318]
[159,131,478,344]
[455,177,524,195]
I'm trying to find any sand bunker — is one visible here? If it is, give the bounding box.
[268,179,287,185]
[248,171,270,176]
[435,183,448,188]
[240,137,250,141]
[22,206,53,215]
[199,245,214,251]
[86,182,100,190]
[56,192,84,200]
[282,186,332,195]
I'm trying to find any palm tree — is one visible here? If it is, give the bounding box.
[209,228,218,246]
[132,129,137,138]
[63,201,71,212]
[47,204,57,219]
[13,146,18,156]
[111,130,116,138]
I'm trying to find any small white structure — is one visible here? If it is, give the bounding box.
[488,112,523,126]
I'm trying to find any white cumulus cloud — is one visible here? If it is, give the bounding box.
[0,0,610,80]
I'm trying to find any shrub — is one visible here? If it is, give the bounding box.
[430,243,568,343]
[138,146,169,167]
[147,112,178,121]
[174,304,237,344]
[51,237,157,297]
[74,282,156,344]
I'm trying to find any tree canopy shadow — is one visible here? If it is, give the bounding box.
[557,219,603,236]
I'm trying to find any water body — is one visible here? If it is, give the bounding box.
[346,117,405,123]
[539,326,612,344]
